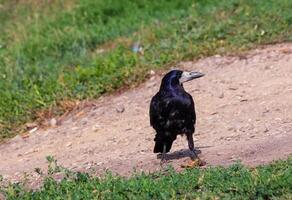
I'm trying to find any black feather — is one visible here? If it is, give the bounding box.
[149,70,198,153]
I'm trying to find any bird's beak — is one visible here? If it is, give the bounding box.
[179,71,205,84]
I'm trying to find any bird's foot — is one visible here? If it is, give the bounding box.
[190,150,198,160]
[160,159,167,167]
[159,153,170,167]
[160,159,172,171]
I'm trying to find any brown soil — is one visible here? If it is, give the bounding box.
[1,43,292,186]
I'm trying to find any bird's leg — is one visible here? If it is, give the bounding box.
[160,144,167,166]
[187,134,197,160]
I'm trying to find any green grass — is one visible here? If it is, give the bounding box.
[1,0,292,140]
[1,157,291,199]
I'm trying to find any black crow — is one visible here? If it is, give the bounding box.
[149,69,204,160]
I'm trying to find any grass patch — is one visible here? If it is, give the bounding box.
[1,157,291,199]
[1,0,292,140]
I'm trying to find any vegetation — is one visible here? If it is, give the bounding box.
[0,1,291,198]
[0,0,292,141]
[1,157,291,199]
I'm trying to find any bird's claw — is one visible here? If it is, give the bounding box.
[160,154,169,167]
[190,150,198,160]
[160,159,166,165]
[160,159,167,167]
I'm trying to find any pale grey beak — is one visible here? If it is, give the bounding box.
[179,71,205,84]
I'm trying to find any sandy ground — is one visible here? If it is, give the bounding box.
[1,43,292,186]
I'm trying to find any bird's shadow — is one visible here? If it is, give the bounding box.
[156,146,211,161]
[156,149,200,161]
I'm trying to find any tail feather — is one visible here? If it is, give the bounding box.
[154,140,164,153]
[153,138,174,153]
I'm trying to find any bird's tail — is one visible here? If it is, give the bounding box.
[153,135,174,153]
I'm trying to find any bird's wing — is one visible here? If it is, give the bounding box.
[149,94,159,127]
[150,91,196,132]
[149,93,170,130]
[167,95,196,126]
[187,93,196,125]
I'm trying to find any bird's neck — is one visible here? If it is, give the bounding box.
[159,82,184,94]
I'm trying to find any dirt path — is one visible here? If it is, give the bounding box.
[1,43,292,185]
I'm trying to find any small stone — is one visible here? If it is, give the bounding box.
[29,127,38,134]
[50,118,57,127]
[25,122,37,130]
[85,163,92,170]
[92,125,100,132]
[24,148,38,155]
[66,142,72,147]
[230,156,238,161]
[228,86,238,90]
[263,108,270,114]
[264,65,271,70]
[218,92,224,99]
[116,105,125,113]
[227,127,235,131]
[240,98,248,102]
[149,70,155,75]
[249,151,255,155]
[210,112,218,115]
[96,162,103,166]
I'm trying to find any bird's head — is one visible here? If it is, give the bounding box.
[160,69,204,89]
